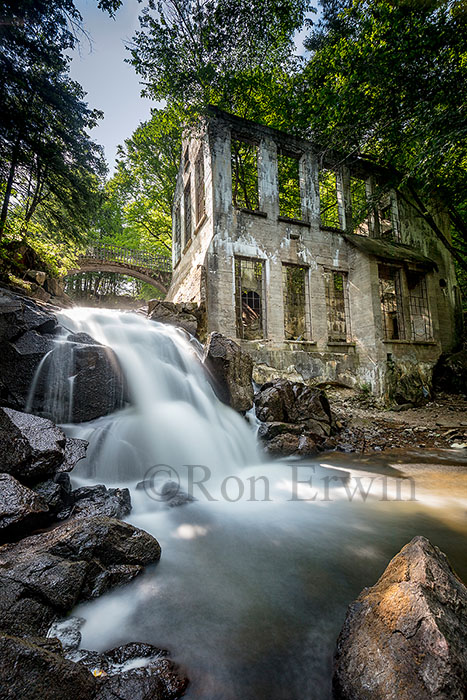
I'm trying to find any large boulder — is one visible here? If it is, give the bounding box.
[0,407,87,483]
[0,633,96,700]
[202,332,254,412]
[333,536,467,700]
[255,379,332,434]
[0,288,58,408]
[35,331,128,423]
[254,380,334,455]
[0,473,49,542]
[0,516,161,637]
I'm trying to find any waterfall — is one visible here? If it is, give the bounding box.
[38,308,261,485]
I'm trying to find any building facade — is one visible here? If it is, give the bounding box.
[167,109,461,402]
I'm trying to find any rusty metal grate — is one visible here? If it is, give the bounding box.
[407,270,433,340]
[195,148,205,225]
[379,265,406,340]
[324,269,349,341]
[235,257,264,340]
[282,264,310,340]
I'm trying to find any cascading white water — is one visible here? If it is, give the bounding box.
[48,308,260,485]
[28,307,467,700]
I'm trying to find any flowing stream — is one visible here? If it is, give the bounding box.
[34,308,467,699]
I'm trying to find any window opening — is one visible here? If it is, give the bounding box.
[183,179,192,247]
[282,264,309,340]
[278,153,301,219]
[319,169,340,228]
[377,192,394,240]
[350,177,369,236]
[324,270,349,341]
[195,149,205,225]
[235,257,264,339]
[407,270,432,341]
[174,203,181,263]
[231,139,259,210]
[379,265,406,339]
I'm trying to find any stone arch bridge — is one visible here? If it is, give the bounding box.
[66,242,172,295]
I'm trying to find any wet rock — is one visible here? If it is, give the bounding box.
[44,333,128,422]
[0,473,49,542]
[0,633,96,700]
[70,484,132,519]
[0,407,87,483]
[433,348,467,396]
[255,380,332,434]
[160,480,195,507]
[48,616,85,652]
[148,299,199,336]
[257,422,318,456]
[73,642,188,700]
[0,289,57,341]
[32,474,73,518]
[202,332,254,412]
[0,516,161,636]
[333,536,467,700]
[0,328,55,409]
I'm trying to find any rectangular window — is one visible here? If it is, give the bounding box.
[282,264,309,340]
[377,192,394,240]
[379,265,406,340]
[174,203,181,263]
[183,179,192,247]
[231,139,259,211]
[319,170,340,228]
[278,153,301,220]
[350,177,369,236]
[195,148,205,225]
[407,270,433,341]
[235,257,264,340]
[324,270,349,341]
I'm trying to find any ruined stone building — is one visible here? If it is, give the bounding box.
[166,109,461,402]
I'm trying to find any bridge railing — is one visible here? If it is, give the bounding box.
[82,242,172,273]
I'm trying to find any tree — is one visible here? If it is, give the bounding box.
[129,0,311,120]
[0,0,123,266]
[299,0,467,270]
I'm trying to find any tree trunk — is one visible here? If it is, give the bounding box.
[0,137,21,242]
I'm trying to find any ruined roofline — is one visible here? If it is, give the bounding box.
[205,106,393,180]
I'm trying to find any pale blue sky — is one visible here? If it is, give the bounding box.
[68,1,317,176]
[69,0,154,174]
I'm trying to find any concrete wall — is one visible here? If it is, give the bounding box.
[168,111,459,402]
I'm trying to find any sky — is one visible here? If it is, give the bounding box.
[69,0,154,174]
[68,1,317,177]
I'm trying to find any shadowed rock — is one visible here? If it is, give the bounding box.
[0,516,161,637]
[0,473,49,542]
[0,407,87,483]
[333,536,467,700]
[70,484,132,519]
[202,332,254,412]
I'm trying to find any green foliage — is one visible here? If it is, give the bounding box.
[130,0,312,119]
[231,140,259,210]
[278,154,301,219]
[0,0,123,273]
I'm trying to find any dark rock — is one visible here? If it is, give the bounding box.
[33,474,73,518]
[148,299,199,336]
[333,536,467,700]
[0,328,55,409]
[0,407,87,483]
[0,516,161,636]
[257,423,318,456]
[70,484,132,519]
[0,633,96,700]
[255,379,332,433]
[0,473,49,542]
[0,288,57,341]
[74,642,188,700]
[160,480,195,507]
[43,332,128,422]
[202,332,254,412]
[433,348,467,396]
